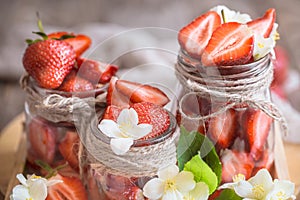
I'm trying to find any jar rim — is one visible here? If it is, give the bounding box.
[91,110,177,147]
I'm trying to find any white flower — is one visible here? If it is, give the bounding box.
[211,5,252,23]
[183,182,209,200]
[143,164,196,200]
[253,34,275,60]
[10,174,62,200]
[219,169,296,200]
[98,108,152,155]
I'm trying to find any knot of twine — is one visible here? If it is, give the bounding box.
[76,116,178,178]
[20,74,106,123]
[175,56,288,136]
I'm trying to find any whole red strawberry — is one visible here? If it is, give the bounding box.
[23,39,76,89]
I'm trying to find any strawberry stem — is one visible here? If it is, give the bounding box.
[36,12,44,33]
[35,160,68,179]
[221,9,226,23]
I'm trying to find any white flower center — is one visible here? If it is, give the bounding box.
[252,184,265,199]
[119,122,133,137]
[165,179,176,192]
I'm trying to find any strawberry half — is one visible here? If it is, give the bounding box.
[23,39,76,89]
[131,102,170,140]
[58,70,94,92]
[201,22,254,66]
[58,130,80,171]
[27,118,57,165]
[76,57,119,84]
[106,77,131,108]
[207,109,237,150]
[241,108,273,161]
[221,149,254,183]
[247,8,276,38]
[178,11,221,58]
[115,79,170,106]
[46,174,88,200]
[48,31,92,57]
[102,105,122,121]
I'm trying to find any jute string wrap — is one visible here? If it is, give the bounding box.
[76,115,178,178]
[20,74,107,123]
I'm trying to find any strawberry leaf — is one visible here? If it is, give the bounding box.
[215,189,242,200]
[184,153,218,194]
[32,31,48,40]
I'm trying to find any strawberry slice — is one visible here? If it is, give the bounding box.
[201,22,254,66]
[27,117,57,165]
[178,11,221,58]
[115,80,170,106]
[102,105,122,121]
[247,8,276,38]
[76,57,119,84]
[241,108,273,161]
[207,109,237,150]
[46,174,88,200]
[58,70,94,92]
[252,150,274,176]
[131,102,170,140]
[221,149,254,183]
[58,130,80,171]
[106,77,131,108]
[48,32,92,57]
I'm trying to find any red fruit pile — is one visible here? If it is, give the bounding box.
[178,8,276,66]
[23,30,118,91]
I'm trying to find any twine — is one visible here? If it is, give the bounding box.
[76,116,178,178]
[175,56,288,136]
[20,74,107,123]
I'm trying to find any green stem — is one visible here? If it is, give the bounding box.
[221,9,226,23]
[36,12,44,33]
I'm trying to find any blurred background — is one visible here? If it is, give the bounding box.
[0,0,300,131]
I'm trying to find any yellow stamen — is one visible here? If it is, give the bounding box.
[252,184,265,199]
[233,174,245,182]
[164,179,176,192]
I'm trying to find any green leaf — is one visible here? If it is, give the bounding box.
[59,34,76,40]
[184,153,218,194]
[215,189,242,200]
[32,31,48,40]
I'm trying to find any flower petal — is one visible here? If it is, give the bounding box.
[270,179,296,199]
[162,189,183,200]
[233,180,254,198]
[11,185,31,200]
[187,182,209,200]
[248,168,273,192]
[117,108,139,125]
[110,138,133,155]
[143,178,164,199]
[174,171,195,193]
[158,164,179,180]
[98,119,123,138]
[29,179,48,200]
[127,123,152,139]
[16,174,27,186]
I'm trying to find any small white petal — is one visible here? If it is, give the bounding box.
[16,174,27,186]
[127,123,152,139]
[248,169,273,192]
[174,171,195,193]
[273,179,295,198]
[162,190,183,200]
[143,178,165,199]
[11,185,31,200]
[187,182,209,200]
[29,179,48,200]
[117,108,139,125]
[233,180,254,198]
[218,182,238,190]
[98,120,123,138]
[110,138,133,155]
[158,165,179,180]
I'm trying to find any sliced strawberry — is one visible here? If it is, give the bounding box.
[48,32,92,57]
[252,150,274,176]
[247,8,276,38]
[58,70,94,92]
[46,174,88,200]
[76,57,118,84]
[102,105,122,121]
[106,77,131,108]
[201,22,254,66]
[241,108,273,161]
[178,11,221,58]
[115,80,170,106]
[207,109,237,150]
[221,149,254,183]
[272,45,289,87]
[58,130,80,171]
[27,117,57,165]
[131,102,170,140]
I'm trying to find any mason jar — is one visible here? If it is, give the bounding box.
[21,75,107,174]
[81,110,178,200]
[175,49,282,184]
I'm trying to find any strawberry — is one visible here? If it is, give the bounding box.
[27,117,57,165]
[106,77,131,108]
[46,174,88,200]
[252,150,274,176]
[221,149,254,183]
[131,102,170,140]
[23,39,76,89]
[76,57,118,84]
[201,22,254,66]
[102,105,122,121]
[271,45,289,87]
[115,80,170,106]
[58,130,80,171]
[247,8,276,38]
[207,109,237,150]
[58,70,94,92]
[178,11,221,58]
[241,108,273,161]
[48,31,92,57]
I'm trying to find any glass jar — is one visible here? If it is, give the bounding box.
[175,49,279,183]
[81,111,177,200]
[22,75,107,175]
